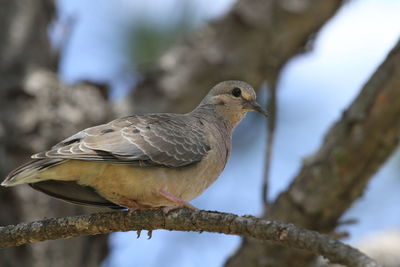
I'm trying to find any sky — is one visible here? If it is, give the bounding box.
[56,0,400,266]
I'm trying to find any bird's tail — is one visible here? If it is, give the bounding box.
[1,158,64,187]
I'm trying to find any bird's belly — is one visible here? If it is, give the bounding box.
[79,163,219,207]
[59,153,225,207]
[85,164,214,207]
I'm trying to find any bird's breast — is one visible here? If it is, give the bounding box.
[70,144,227,207]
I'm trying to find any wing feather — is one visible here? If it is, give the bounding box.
[32,114,210,167]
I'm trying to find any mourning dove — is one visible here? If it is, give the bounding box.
[2,80,267,211]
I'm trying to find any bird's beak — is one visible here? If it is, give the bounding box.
[243,100,268,117]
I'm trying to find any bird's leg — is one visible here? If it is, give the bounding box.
[119,196,147,211]
[119,197,150,239]
[158,189,198,213]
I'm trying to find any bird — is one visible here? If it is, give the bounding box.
[1,80,268,211]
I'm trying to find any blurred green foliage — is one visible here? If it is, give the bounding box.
[127,3,196,71]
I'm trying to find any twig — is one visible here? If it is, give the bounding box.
[0,209,380,267]
[262,82,277,212]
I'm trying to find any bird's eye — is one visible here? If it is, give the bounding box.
[231,87,241,98]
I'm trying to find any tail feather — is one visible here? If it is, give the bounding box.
[2,159,123,209]
[29,180,124,209]
[1,159,64,187]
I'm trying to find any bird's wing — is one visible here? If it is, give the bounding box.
[32,114,211,167]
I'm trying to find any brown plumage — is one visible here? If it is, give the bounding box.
[2,80,267,211]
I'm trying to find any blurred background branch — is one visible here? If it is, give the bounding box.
[225,38,400,267]
[0,0,111,266]
[126,0,346,114]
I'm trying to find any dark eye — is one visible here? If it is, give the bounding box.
[231,87,241,97]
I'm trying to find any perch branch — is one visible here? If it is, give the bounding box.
[0,209,380,267]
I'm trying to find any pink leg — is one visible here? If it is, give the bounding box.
[120,197,148,210]
[159,190,198,213]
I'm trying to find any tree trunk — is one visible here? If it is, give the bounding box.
[0,0,111,266]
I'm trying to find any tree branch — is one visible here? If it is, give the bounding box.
[226,39,400,267]
[122,0,346,115]
[0,209,380,267]
[271,38,400,228]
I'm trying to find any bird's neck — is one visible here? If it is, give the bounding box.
[190,104,246,133]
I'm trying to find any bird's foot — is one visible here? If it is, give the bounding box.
[162,203,198,214]
[159,189,198,213]
[120,198,152,239]
[120,197,147,211]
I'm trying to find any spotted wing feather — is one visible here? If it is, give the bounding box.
[32,114,210,167]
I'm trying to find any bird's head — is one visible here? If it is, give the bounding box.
[199,80,268,127]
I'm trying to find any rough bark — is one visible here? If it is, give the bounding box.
[0,209,381,267]
[0,0,111,266]
[225,39,400,267]
[121,0,346,114]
